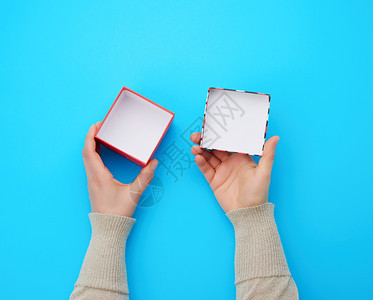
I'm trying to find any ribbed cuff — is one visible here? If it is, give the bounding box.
[75,213,136,294]
[226,203,290,283]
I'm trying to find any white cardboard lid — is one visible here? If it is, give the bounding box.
[200,88,270,156]
[96,88,174,164]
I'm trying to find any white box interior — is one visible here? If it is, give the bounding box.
[201,89,270,156]
[97,89,174,163]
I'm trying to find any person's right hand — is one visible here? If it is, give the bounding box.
[190,132,279,212]
[82,122,158,217]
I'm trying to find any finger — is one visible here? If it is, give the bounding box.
[195,154,215,184]
[191,145,221,169]
[130,159,158,202]
[190,132,230,161]
[258,136,280,178]
[82,123,107,175]
[190,132,202,144]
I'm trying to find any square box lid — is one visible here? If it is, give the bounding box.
[95,87,174,167]
[200,88,270,156]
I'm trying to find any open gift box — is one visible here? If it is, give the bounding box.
[95,87,175,167]
[200,87,271,156]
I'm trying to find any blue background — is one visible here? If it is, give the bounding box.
[1,0,372,299]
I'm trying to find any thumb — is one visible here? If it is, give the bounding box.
[129,159,158,202]
[258,136,280,178]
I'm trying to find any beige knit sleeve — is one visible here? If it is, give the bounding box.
[226,203,298,300]
[70,213,135,300]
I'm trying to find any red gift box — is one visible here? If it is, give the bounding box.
[95,86,175,167]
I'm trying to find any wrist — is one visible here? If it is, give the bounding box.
[91,199,137,218]
[223,198,268,213]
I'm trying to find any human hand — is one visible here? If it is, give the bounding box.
[190,133,279,212]
[82,122,158,217]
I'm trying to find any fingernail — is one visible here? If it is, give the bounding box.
[275,136,280,145]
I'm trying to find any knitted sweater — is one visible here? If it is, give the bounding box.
[70,203,298,299]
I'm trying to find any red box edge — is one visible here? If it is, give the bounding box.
[94,86,175,168]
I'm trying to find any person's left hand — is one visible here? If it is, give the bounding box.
[82,122,158,217]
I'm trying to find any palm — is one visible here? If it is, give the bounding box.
[190,133,279,212]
